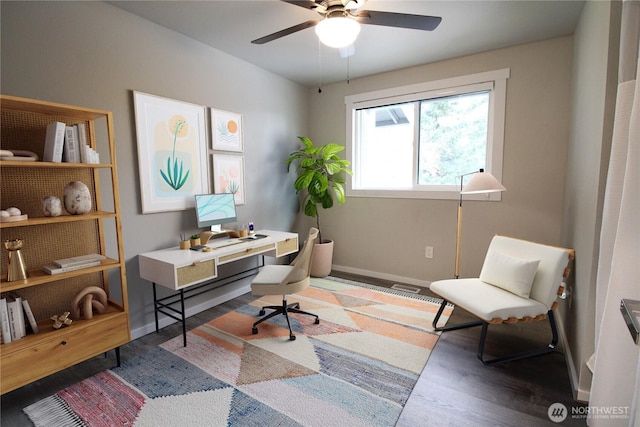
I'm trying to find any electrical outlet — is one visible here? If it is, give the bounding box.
[425,246,434,259]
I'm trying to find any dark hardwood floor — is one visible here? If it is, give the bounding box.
[1,272,586,426]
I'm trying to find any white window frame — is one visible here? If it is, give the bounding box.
[345,68,509,201]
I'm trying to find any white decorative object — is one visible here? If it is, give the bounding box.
[0,207,28,222]
[5,207,21,216]
[41,196,63,217]
[63,181,92,215]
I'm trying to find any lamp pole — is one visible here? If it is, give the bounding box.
[454,170,481,279]
[454,168,506,279]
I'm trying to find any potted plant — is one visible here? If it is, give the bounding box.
[285,136,352,277]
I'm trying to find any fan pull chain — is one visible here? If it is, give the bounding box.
[317,38,322,93]
[347,54,350,84]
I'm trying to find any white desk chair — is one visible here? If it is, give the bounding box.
[251,227,320,340]
[431,235,575,365]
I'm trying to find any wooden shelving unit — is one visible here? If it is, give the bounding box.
[0,95,130,394]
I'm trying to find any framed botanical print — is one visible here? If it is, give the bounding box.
[212,154,245,205]
[133,91,209,213]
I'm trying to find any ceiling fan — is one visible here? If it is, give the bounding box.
[251,0,442,48]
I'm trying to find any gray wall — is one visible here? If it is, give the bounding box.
[1,1,309,336]
[306,36,574,285]
[560,0,620,401]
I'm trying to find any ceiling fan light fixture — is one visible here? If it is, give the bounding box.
[315,16,361,48]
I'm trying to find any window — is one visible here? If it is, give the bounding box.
[345,69,509,200]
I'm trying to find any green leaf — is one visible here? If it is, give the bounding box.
[300,158,316,168]
[298,136,313,149]
[320,191,334,209]
[173,159,180,186]
[294,170,314,191]
[303,199,317,217]
[160,169,171,187]
[321,143,344,160]
[165,157,174,185]
[325,162,342,175]
[309,173,328,194]
[333,182,346,203]
[177,170,190,190]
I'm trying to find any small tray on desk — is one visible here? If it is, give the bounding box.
[239,234,268,241]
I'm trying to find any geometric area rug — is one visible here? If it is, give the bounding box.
[24,276,451,427]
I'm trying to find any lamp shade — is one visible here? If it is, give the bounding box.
[315,17,361,48]
[461,171,506,194]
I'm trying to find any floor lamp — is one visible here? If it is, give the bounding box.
[455,168,506,279]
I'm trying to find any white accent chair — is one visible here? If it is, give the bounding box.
[251,227,320,340]
[430,235,575,365]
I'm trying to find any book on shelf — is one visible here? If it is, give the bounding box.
[42,260,101,275]
[77,123,89,163]
[53,253,106,268]
[0,298,12,344]
[85,146,100,164]
[21,299,39,334]
[5,294,26,340]
[63,125,81,163]
[43,121,66,163]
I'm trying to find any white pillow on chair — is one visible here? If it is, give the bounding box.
[479,249,540,298]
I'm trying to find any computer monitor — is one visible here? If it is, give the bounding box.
[194,193,237,231]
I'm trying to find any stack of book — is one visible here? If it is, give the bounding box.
[43,121,100,163]
[0,293,38,343]
[42,253,106,275]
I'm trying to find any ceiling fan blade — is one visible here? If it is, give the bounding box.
[251,19,321,45]
[354,10,442,31]
[345,0,367,10]
[282,1,326,13]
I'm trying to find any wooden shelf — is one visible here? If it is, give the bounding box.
[0,211,117,228]
[0,94,130,394]
[0,160,112,168]
[0,303,125,353]
[0,258,121,292]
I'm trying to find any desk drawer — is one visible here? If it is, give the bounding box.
[177,259,217,287]
[219,243,275,263]
[277,237,298,256]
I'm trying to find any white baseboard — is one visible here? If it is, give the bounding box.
[130,282,252,340]
[555,310,590,403]
[331,264,432,289]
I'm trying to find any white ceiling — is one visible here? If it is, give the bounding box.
[109,0,585,88]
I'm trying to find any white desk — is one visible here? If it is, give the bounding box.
[139,230,298,345]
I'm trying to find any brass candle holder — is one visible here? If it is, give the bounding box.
[4,239,28,281]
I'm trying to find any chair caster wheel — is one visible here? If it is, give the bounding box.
[259,309,265,316]
[252,327,258,334]
[314,318,320,324]
[289,334,296,341]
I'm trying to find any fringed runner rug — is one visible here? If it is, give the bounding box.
[25,276,451,427]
